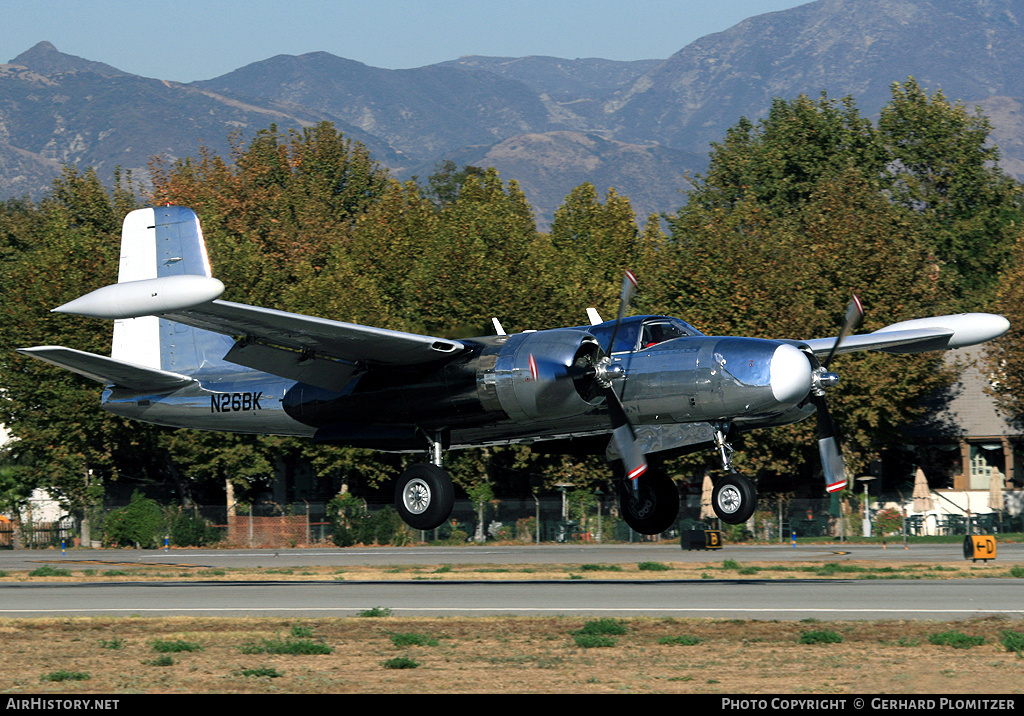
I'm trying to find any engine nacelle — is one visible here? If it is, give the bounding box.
[481,329,602,422]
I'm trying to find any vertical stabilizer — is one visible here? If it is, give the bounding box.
[110,206,234,373]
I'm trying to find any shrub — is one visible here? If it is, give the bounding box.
[103,491,163,548]
[41,670,90,682]
[873,507,904,536]
[573,633,617,648]
[382,657,420,669]
[165,508,220,547]
[151,639,202,653]
[327,495,411,546]
[29,565,70,577]
[575,618,628,636]
[929,631,985,649]
[241,667,283,678]
[638,561,671,571]
[240,638,332,655]
[799,630,843,644]
[358,606,392,617]
[659,635,703,646]
[999,629,1024,656]
[390,632,439,647]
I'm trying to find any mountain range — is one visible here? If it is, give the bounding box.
[2,0,1024,227]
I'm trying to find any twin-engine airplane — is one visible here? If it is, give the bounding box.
[19,207,1010,534]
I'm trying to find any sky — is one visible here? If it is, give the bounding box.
[1,0,813,83]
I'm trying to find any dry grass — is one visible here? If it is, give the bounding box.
[2,614,1022,694]
[5,557,1021,583]
[3,558,1022,693]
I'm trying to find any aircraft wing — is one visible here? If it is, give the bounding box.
[794,313,1010,358]
[16,346,197,392]
[161,299,467,368]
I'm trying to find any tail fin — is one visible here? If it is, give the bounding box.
[111,206,234,374]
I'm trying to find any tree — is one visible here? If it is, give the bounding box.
[0,168,139,521]
[878,78,1024,305]
[659,159,956,486]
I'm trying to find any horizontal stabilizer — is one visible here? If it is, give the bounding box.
[17,346,196,392]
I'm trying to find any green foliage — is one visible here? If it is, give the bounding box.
[873,507,904,536]
[659,634,703,646]
[151,639,203,653]
[573,634,617,648]
[3,90,1022,505]
[390,632,439,647]
[574,618,628,636]
[240,637,333,655]
[358,606,393,617]
[999,630,1024,656]
[638,561,671,571]
[164,507,220,547]
[327,495,411,547]
[29,566,71,577]
[145,655,175,667]
[103,491,163,548]
[381,656,420,669]
[799,630,844,644]
[928,630,985,649]
[241,666,284,678]
[40,669,90,682]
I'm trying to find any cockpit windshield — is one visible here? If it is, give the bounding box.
[586,317,702,354]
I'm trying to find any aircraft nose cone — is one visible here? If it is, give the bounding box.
[770,343,812,405]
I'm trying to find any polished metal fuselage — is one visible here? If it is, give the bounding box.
[101,316,814,454]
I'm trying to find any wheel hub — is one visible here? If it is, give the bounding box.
[717,485,742,515]
[402,478,431,515]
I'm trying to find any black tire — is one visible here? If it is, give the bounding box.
[712,472,757,524]
[395,463,455,530]
[618,469,680,535]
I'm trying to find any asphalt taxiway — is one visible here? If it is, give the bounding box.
[0,543,1020,620]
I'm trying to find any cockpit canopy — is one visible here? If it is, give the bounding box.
[585,316,703,354]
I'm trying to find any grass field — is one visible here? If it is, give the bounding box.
[1,554,1023,694]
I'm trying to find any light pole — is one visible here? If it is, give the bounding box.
[858,476,875,537]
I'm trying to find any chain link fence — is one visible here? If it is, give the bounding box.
[2,490,1021,549]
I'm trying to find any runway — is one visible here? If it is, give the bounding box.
[0,543,1021,620]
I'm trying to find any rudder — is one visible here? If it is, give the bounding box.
[110,206,234,374]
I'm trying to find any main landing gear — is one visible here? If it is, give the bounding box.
[394,433,455,531]
[617,462,680,535]
[710,424,757,525]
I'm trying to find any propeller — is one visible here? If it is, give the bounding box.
[530,270,647,486]
[809,294,864,494]
[598,271,647,488]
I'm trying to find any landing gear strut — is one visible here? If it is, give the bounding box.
[394,432,455,531]
[711,424,757,525]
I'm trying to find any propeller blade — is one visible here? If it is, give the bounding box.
[811,391,847,493]
[822,294,864,370]
[606,270,638,354]
[810,294,863,495]
[605,384,647,483]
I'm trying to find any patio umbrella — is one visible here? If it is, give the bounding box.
[700,473,715,521]
[912,467,933,512]
[989,466,1005,512]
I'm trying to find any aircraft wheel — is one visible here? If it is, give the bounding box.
[618,469,680,535]
[395,463,455,531]
[712,472,757,524]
